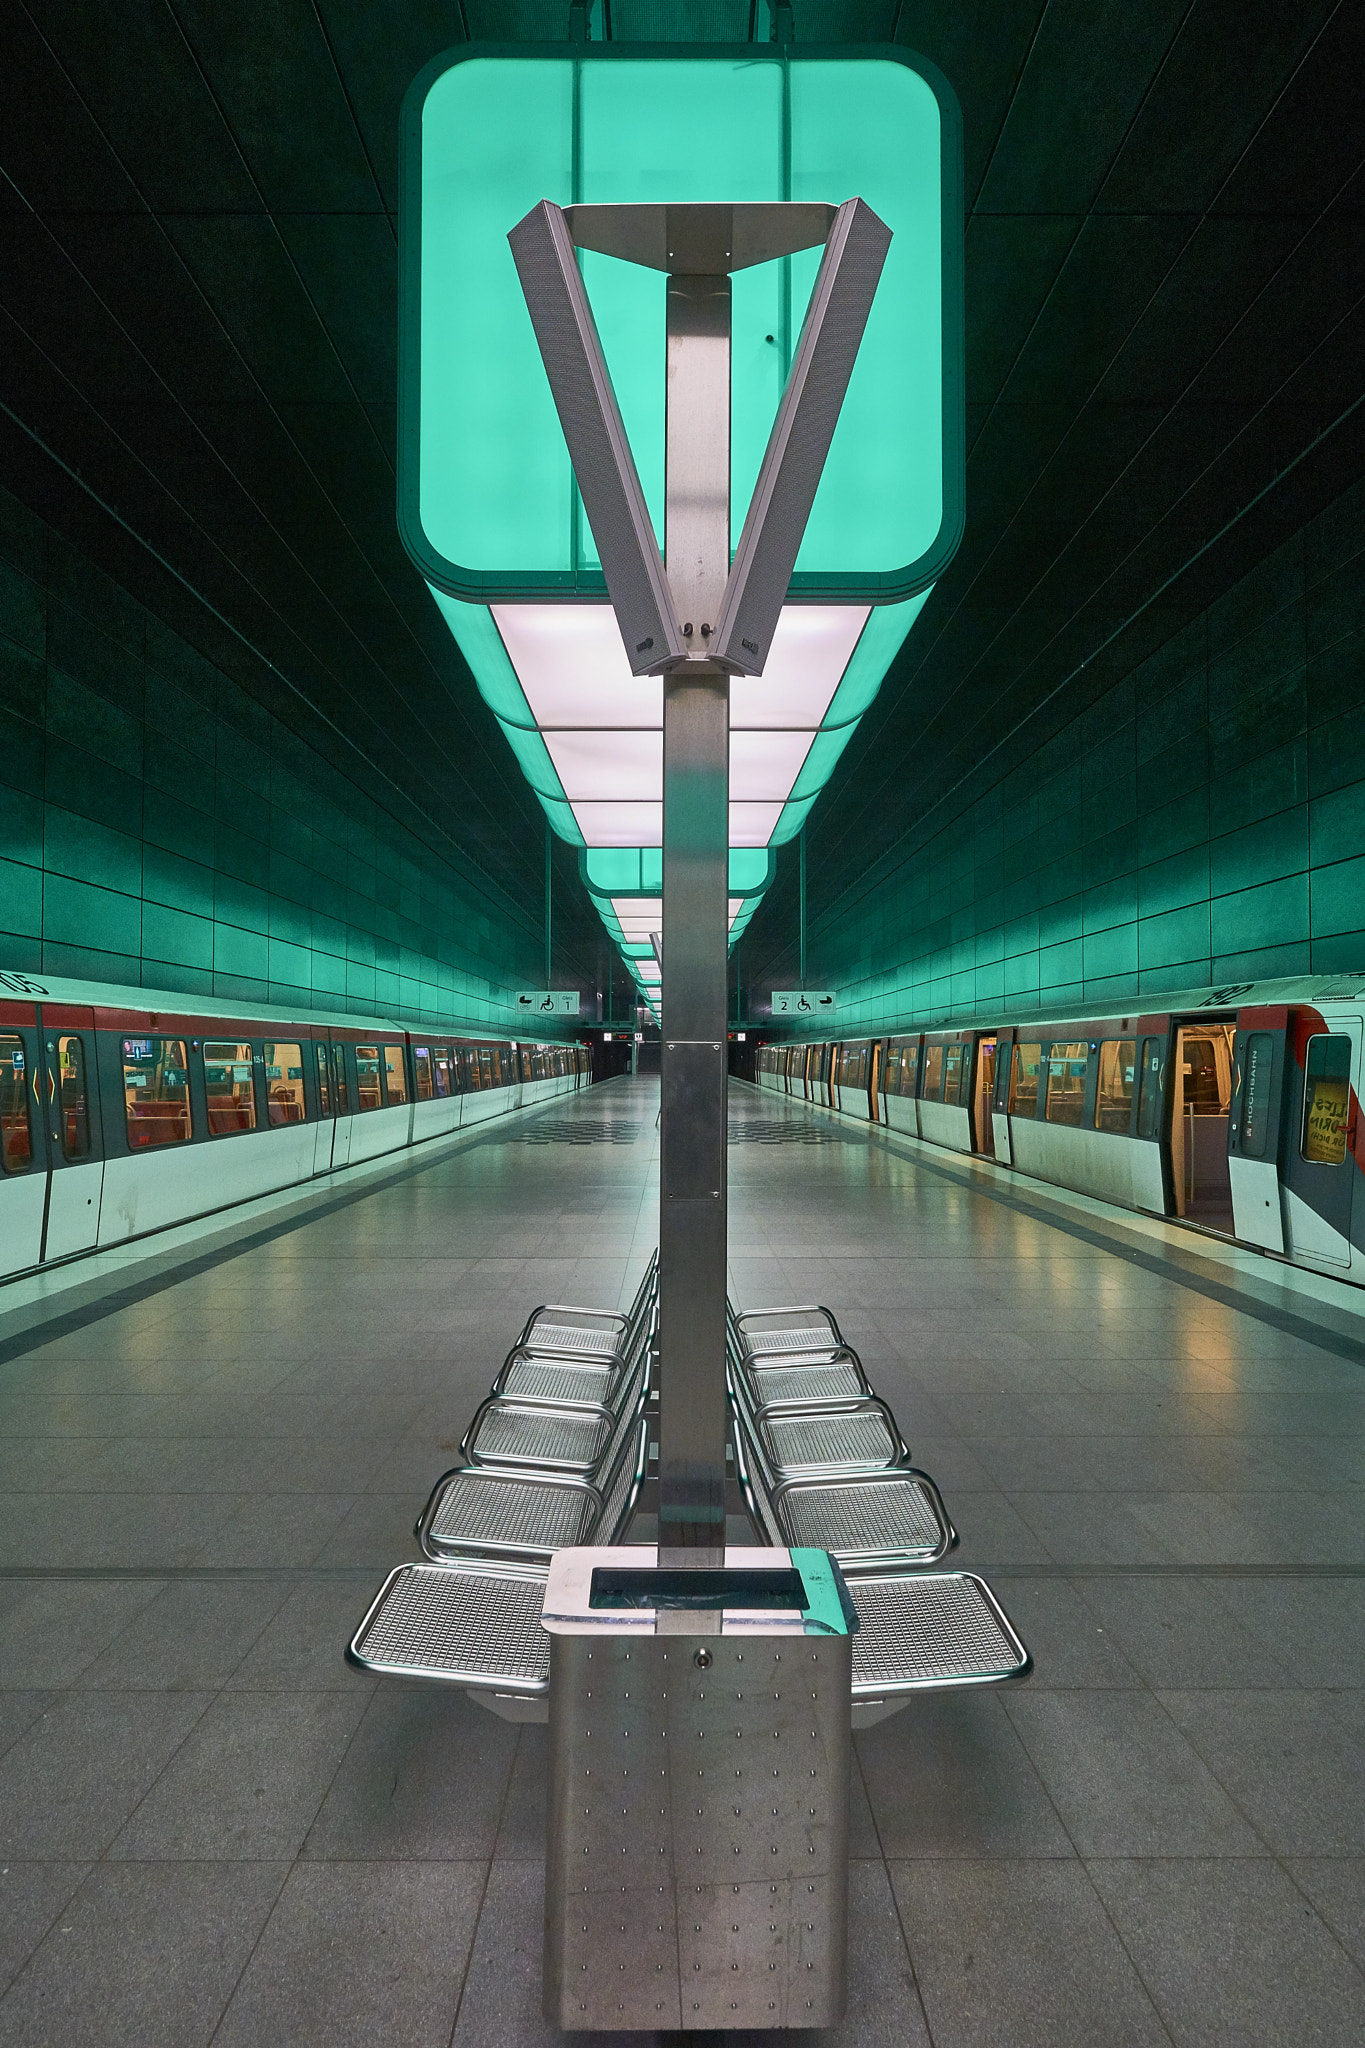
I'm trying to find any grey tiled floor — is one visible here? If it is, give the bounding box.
[2,1075,1365,2044]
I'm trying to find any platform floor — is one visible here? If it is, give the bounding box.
[2,1073,1365,2045]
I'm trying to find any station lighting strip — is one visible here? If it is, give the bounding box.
[433,588,928,1014]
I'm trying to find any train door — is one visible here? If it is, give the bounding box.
[0,1016,45,1276]
[868,1041,882,1122]
[38,1017,104,1259]
[328,1043,353,1169]
[311,1041,335,1173]
[992,1029,1014,1162]
[1281,1016,1360,1267]
[1170,1021,1236,1233]
[971,1036,996,1155]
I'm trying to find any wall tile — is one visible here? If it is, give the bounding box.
[1210,874,1310,955]
[44,874,141,955]
[1209,806,1308,897]
[44,806,143,897]
[1310,854,1365,939]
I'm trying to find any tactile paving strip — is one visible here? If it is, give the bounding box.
[847,1573,1028,1690]
[353,1564,550,1687]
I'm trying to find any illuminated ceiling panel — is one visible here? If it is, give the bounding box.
[407,47,961,1015]
[541,728,661,800]
[431,587,931,1001]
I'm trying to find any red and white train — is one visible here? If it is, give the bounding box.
[0,971,592,1281]
[756,973,1365,1284]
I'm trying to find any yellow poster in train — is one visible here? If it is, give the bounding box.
[1303,1077,1350,1164]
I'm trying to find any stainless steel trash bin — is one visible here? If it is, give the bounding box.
[542,1545,853,2030]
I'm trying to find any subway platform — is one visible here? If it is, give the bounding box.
[1,1074,1365,2045]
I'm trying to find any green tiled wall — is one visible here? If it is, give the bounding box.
[814,478,1365,1031]
[0,488,548,1030]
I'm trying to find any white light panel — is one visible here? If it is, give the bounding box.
[542,729,661,800]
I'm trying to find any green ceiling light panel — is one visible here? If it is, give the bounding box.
[401,42,963,985]
[402,44,962,600]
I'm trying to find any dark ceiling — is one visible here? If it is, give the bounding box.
[2,2,1362,996]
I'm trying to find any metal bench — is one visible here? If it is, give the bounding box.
[728,1303,955,1573]
[736,1348,872,1413]
[349,1267,1028,1730]
[730,1301,845,1360]
[513,1249,657,1367]
[418,1347,651,1566]
[348,1547,1028,1730]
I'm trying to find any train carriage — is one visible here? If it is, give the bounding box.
[756,973,1365,1285]
[0,971,590,1281]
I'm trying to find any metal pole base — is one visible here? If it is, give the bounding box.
[542,1547,851,2030]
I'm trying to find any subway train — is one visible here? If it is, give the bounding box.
[0,970,592,1281]
[755,972,1365,1284]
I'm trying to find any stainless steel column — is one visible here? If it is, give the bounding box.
[658,270,731,1567]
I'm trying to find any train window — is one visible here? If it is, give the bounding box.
[57,1035,91,1159]
[1093,1040,1136,1134]
[1301,1035,1352,1165]
[1136,1039,1165,1138]
[1183,1037,1225,1112]
[943,1044,964,1102]
[356,1047,382,1109]
[922,1044,943,1100]
[203,1042,257,1135]
[314,1043,331,1115]
[382,1045,407,1105]
[333,1046,350,1114]
[1240,1033,1274,1157]
[413,1047,433,1100]
[0,1036,33,1173]
[264,1043,305,1126]
[1045,1042,1089,1125]
[897,1043,920,1096]
[433,1047,454,1099]
[1009,1043,1041,1117]
[122,1037,191,1148]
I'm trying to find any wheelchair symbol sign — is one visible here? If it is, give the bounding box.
[772,990,835,1016]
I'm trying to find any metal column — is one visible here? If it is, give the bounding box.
[659,267,731,1567]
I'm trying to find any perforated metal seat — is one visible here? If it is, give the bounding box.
[772,1469,954,1568]
[758,1398,906,1477]
[515,1252,658,1367]
[464,1397,615,1475]
[494,1354,617,1405]
[418,1467,602,1563]
[740,1350,871,1414]
[732,1303,844,1360]
[845,1570,1030,1695]
[348,1559,551,1693]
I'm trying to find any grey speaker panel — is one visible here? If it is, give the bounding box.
[508,201,684,674]
[712,199,892,677]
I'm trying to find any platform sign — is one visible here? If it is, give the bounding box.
[400,42,963,606]
[772,990,836,1015]
[515,990,580,1016]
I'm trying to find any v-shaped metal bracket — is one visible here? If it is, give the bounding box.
[508,196,891,678]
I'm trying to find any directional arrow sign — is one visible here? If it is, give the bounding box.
[515,990,580,1015]
[772,990,836,1015]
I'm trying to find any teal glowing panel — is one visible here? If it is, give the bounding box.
[401,44,962,604]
